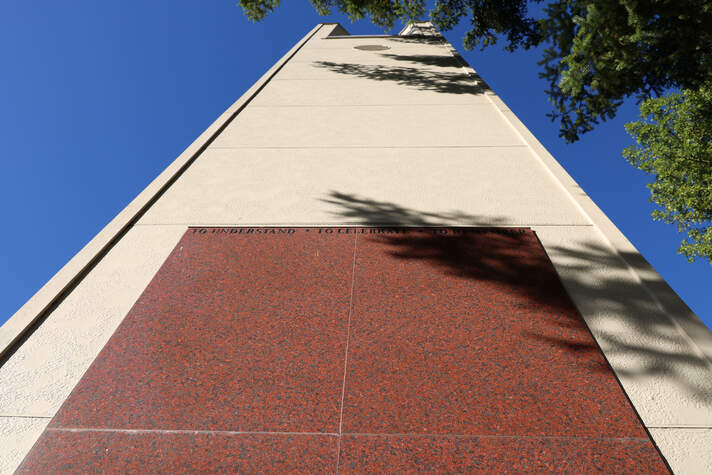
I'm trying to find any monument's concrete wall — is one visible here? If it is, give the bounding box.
[1,23,710,473]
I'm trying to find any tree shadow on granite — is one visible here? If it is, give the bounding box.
[322,190,712,401]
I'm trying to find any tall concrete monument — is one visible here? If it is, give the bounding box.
[2,23,711,473]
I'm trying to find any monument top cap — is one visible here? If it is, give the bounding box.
[399,21,441,37]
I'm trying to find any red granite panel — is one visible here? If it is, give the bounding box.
[50,228,355,433]
[18,430,338,474]
[342,228,648,438]
[338,434,669,474]
[22,227,668,472]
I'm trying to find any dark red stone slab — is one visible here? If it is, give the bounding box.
[21,227,668,472]
[342,228,649,438]
[338,434,668,474]
[18,430,337,474]
[50,228,355,432]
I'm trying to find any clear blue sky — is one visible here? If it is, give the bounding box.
[1,1,709,330]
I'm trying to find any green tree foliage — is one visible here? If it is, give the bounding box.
[239,0,426,29]
[624,85,712,262]
[238,0,712,261]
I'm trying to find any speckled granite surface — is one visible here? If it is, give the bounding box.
[21,431,338,473]
[17,228,669,473]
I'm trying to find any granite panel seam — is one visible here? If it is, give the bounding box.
[46,428,339,436]
[335,234,359,474]
[44,427,653,442]
[133,223,596,227]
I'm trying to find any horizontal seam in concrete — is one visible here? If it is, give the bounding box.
[269,78,478,81]
[280,57,450,61]
[320,35,412,39]
[304,47,450,50]
[0,23,327,364]
[0,415,52,420]
[273,64,470,67]
[321,35,393,39]
[312,41,450,45]
[646,426,712,430]
[246,103,491,107]
[241,103,494,108]
[207,145,530,149]
[270,77,478,80]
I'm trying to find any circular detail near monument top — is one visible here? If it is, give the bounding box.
[354,44,390,51]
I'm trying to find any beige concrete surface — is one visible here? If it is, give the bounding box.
[0,225,185,417]
[277,35,473,86]
[0,417,48,475]
[305,36,451,52]
[534,226,712,428]
[288,47,462,67]
[251,78,489,106]
[275,59,468,82]
[278,53,468,81]
[649,428,712,474]
[210,104,523,149]
[137,147,588,226]
[294,49,457,69]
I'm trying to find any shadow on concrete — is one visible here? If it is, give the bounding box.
[321,191,505,225]
[534,239,712,399]
[381,53,464,68]
[379,36,446,46]
[323,190,712,402]
[314,50,489,96]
